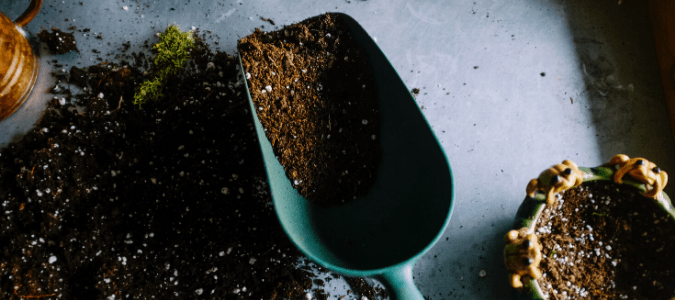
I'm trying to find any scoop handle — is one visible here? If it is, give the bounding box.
[14,0,43,27]
[375,264,424,300]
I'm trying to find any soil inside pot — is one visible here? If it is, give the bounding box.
[238,13,381,206]
[0,31,387,300]
[536,180,675,300]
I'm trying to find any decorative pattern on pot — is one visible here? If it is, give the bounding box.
[607,154,668,199]
[526,160,585,206]
[504,227,543,289]
[506,154,675,299]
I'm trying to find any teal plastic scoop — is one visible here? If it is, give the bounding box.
[239,13,454,299]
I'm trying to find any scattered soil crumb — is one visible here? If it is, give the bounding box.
[261,16,276,25]
[411,88,420,98]
[345,277,389,300]
[37,27,79,54]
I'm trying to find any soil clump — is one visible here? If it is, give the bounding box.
[37,28,79,54]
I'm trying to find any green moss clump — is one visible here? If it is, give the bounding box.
[133,24,194,108]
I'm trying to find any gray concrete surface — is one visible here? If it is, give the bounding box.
[1,0,674,299]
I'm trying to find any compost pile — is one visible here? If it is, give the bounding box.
[0,33,388,299]
[238,13,381,205]
[536,181,675,300]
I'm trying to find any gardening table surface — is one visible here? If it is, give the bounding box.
[1,0,674,299]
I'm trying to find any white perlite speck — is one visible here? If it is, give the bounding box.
[265,85,273,92]
[479,270,486,277]
[49,256,57,264]
[195,288,203,295]
[249,257,256,265]
[305,293,312,300]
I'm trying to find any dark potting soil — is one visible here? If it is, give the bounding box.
[37,28,79,54]
[0,32,387,299]
[535,180,675,300]
[238,13,381,205]
[344,278,388,299]
[411,88,420,99]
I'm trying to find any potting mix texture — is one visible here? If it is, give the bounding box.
[536,180,675,300]
[238,13,381,206]
[0,31,388,300]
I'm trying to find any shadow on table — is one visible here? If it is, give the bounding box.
[495,2,675,299]
[565,0,675,194]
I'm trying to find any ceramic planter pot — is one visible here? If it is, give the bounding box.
[505,154,675,300]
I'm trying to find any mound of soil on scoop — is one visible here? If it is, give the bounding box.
[535,180,675,300]
[238,13,381,205]
[0,33,387,300]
